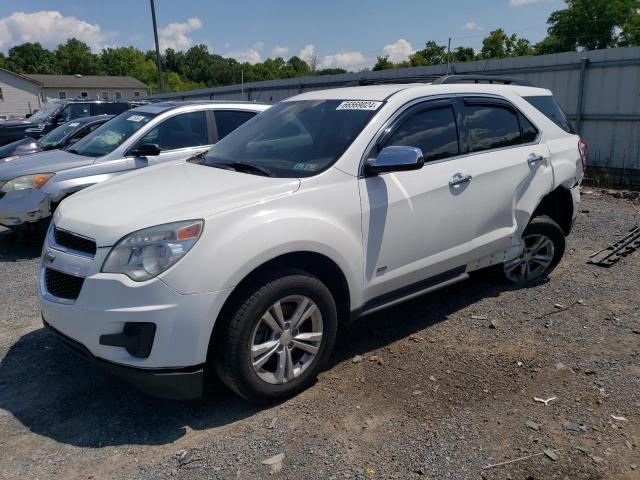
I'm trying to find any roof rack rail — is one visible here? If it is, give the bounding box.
[354,75,443,86]
[432,74,533,87]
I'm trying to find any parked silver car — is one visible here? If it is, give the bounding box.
[0,101,270,229]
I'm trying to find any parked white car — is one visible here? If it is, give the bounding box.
[39,76,585,402]
[0,101,269,230]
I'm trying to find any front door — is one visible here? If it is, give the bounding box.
[359,99,479,303]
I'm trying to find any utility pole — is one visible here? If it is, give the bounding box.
[446,37,451,75]
[150,0,164,93]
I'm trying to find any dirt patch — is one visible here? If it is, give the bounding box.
[0,193,639,479]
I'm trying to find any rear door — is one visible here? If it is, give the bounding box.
[456,96,553,262]
[128,110,212,168]
[213,110,257,142]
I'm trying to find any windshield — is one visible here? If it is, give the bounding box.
[69,111,155,157]
[197,100,380,177]
[27,102,63,124]
[38,120,84,148]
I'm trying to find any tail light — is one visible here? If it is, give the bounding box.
[578,138,588,171]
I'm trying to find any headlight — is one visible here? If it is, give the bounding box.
[102,220,203,281]
[0,173,55,192]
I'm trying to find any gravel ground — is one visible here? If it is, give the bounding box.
[0,191,639,480]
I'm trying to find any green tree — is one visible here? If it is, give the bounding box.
[55,38,101,75]
[410,41,447,66]
[182,44,214,84]
[373,56,395,70]
[480,29,533,58]
[0,52,5,69]
[5,42,59,74]
[451,46,475,63]
[619,9,640,45]
[543,0,640,51]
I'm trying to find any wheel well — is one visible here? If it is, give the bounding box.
[206,252,351,363]
[532,187,573,235]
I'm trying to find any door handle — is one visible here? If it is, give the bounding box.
[449,173,472,187]
[527,153,544,165]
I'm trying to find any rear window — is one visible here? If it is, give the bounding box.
[523,95,574,133]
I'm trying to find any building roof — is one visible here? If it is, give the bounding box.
[25,74,147,89]
[0,67,43,85]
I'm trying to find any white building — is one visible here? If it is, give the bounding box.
[0,69,149,119]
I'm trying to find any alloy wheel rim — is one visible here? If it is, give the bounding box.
[504,233,555,283]
[250,295,323,385]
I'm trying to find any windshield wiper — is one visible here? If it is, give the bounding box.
[230,161,275,177]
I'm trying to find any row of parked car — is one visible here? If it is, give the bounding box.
[1,77,586,403]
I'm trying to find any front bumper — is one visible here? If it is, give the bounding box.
[0,188,50,227]
[44,319,204,399]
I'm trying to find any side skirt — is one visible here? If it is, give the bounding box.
[354,266,468,319]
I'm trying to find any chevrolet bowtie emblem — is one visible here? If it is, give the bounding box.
[44,250,56,263]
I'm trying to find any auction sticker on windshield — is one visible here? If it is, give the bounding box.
[127,115,145,122]
[336,101,383,111]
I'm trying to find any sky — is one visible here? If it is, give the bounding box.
[0,0,563,70]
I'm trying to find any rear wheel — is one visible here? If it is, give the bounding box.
[215,269,337,403]
[500,215,565,284]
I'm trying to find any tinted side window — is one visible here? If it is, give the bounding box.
[519,113,538,143]
[138,111,208,151]
[464,104,521,153]
[523,95,574,133]
[61,103,91,122]
[385,107,460,162]
[215,111,256,140]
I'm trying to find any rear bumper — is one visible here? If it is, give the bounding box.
[0,188,50,227]
[568,184,581,234]
[44,319,205,399]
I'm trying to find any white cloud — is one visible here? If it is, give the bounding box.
[298,44,316,64]
[510,0,552,5]
[271,45,290,58]
[129,34,144,42]
[382,38,414,63]
[253,41,264,51]
[320,50,368,71]
[158,17,202,52]
[224,48,262,64]
[0,10,114,52]
[299,43,368,71]
[463,21,483,30]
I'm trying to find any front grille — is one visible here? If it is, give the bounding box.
[45,268,84,300]
[54,227,97,256]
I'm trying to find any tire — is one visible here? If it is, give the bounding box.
[486,215,566,284]
[480,215,566,286]
[215,269,338,403]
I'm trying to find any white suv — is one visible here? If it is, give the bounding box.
[38,77,585,402]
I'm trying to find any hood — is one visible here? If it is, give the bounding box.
[0,119,33,129]
[56,162,301,246]
[0,149,93,180]
[0,137,41,159]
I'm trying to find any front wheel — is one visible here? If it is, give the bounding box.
[500,215,566,284]
[215,269,338,403]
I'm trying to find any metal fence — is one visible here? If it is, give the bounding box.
[147,47,640,187]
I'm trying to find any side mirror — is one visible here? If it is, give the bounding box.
[25,113,33,119]
[365,146,424,175]
[129,143,161,157]
[54,114,66,125]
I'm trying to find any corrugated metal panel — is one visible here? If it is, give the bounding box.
[146,47,640,180]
